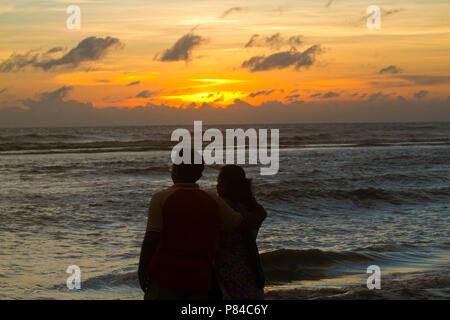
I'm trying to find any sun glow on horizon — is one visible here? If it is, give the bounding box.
[161,91,248,105]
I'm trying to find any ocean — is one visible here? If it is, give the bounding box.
[0,122,449,299]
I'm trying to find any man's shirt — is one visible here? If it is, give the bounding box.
[146,183,243,233]
[144,183,243,291]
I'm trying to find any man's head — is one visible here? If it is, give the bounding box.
[170,149,204,183]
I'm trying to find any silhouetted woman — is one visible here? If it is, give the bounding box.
[214,165,266,299]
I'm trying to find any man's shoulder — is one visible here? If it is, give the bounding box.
[170,188,218,202]
[151,186,221,205]
[204,191,220,201]
[151,187,176,200]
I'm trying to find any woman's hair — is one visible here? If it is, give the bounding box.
[218,165,254,207]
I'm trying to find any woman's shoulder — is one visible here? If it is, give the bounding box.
[224,199,245,214]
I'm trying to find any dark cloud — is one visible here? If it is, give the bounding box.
[242,45,321,72]
[355,8,403,26]
[284,94,301,102]
[0,36,122,72]
[379,65,402,75]
[383,8,402,16]
[244,35,260,48]
[127,81,141,86]
[288,36,303,46]
[244,33,303,49]
[39,86,73,100]
[0,50,40,72]
[325,0,334,8]
[399,75,450,85]
[157,33,205,62]
[322,91,359,98]
[136,90,158,98]
[368,92,390,102]
[265,33,284,49]
[323,91,340,98]
[248,90,275,98]
[414,90,429,99]
[369,80,410,88]
[46,47,65,54]
[219,7,247,19]
[0,88,7,95]
[36,37,122,70]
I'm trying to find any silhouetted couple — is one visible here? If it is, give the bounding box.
[138,151,266,300]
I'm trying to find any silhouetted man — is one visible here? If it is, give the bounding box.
[138,151,243,300]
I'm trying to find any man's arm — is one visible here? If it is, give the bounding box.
[237,203,267,232]
[207,192,243,231]
[137,192,164,293]
[208,192,266,232]
[138,230,160,293]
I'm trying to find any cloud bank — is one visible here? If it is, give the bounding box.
[1,87,448,127]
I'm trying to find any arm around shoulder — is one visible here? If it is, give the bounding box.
[207,191,243,231]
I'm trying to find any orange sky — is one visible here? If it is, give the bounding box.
[0,0,449,115]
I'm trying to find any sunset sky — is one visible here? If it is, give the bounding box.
[0,0,449,126]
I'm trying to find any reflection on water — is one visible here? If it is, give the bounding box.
[0,123,449,299]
